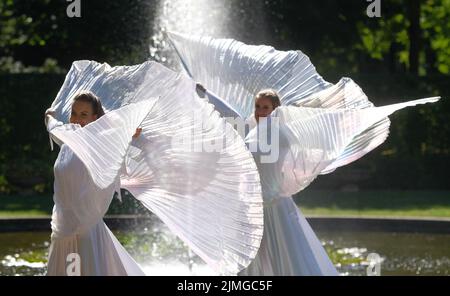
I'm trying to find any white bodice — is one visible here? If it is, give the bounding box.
[51,144,118,238]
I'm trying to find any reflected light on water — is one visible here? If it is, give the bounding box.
[1,230,450,276]
[2,255,46,269]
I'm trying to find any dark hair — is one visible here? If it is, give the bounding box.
[255,89,281,109]
[72,91,105,118]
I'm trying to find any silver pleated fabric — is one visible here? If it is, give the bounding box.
[47,60,264,275]
[167,32,440,275]
[167,31,440,174]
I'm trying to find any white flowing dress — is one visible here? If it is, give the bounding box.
[47,144,145,276]
[240,126,338,275]
[46,102,152,276]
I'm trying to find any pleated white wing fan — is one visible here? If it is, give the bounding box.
[167,32,440,178]
[47,60,264,275]
[253,99,440,197]
[168,31,331,118]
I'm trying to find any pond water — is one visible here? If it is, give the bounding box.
[1,223,449,276]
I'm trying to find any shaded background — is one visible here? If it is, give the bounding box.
[0,0,449,195]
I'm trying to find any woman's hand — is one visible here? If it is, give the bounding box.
[45,108,56,118]
[132,127,142,139]
[44,108,56,127]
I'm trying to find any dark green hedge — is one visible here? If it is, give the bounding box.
[0,74,65,194]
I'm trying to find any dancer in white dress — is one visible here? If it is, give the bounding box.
[168,32,441,275]
[240,90,338,275]
[45,93,150,276]
[44,60,265,276]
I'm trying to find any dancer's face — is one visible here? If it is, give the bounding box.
[255,97,275,123]
[70,101,98,127]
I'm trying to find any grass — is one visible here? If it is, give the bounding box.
[0,190,449,219]
[0,195,53,218]
[295,190,450,218]
[0,191,148,218]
